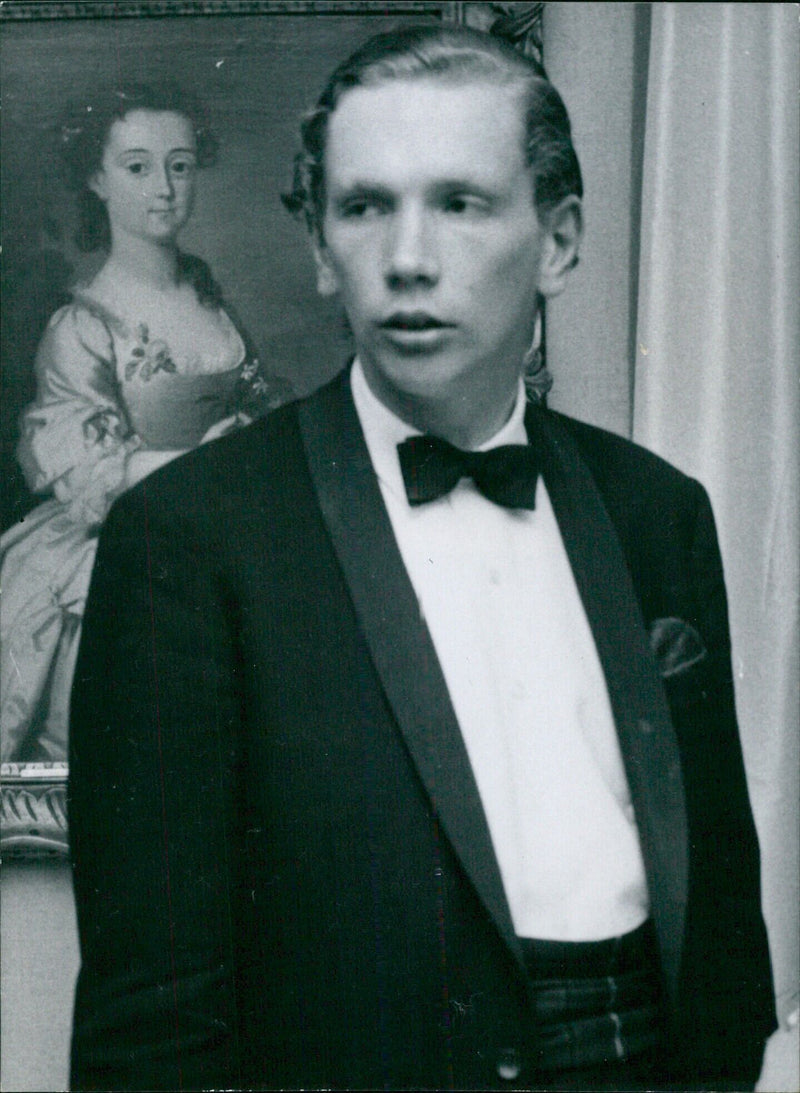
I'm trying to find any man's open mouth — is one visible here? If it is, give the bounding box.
[381,313,449,331]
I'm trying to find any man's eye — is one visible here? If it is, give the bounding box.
[170,158,196,176]
[443,194,487,214]
[126,162,147,175]
[339,196,388,219]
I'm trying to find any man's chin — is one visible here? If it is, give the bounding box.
[361,352,488,419]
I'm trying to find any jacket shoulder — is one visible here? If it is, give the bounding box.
[541,410,716,592]
[105,399,306,538]
[546,409,702,503]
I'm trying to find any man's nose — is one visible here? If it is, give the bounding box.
[384,207,439,288]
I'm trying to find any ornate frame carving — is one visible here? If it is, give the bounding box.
[0,0,543,858]
[1,762,69,858]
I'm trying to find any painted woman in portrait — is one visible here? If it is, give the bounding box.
[1,84,286,763]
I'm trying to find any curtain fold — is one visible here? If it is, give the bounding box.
[633,2,799,1020]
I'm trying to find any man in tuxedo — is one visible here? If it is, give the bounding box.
[68,24,775,1091]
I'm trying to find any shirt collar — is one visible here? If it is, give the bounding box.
[350,357,529,502]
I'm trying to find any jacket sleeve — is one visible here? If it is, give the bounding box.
[68,472,244,1091]
[665,481,777,1084]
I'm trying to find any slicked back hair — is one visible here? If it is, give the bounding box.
[282,24,583,238]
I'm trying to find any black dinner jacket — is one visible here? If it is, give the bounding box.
[69,368,775,1091]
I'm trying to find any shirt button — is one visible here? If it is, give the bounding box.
[638,718,654,735]
[496,1047,522,1081]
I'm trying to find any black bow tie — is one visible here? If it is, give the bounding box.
[397,434,539,509]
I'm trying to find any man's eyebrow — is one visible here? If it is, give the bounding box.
[329,178,501,201]
[329,181,393,197]
[429,178,499,198]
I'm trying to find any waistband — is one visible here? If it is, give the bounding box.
[518,918,660,980]
[518,920,664,1072]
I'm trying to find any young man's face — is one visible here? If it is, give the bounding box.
[317,76,561,431]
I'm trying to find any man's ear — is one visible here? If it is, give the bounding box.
[537,196,583,299]
[311,238,340,298]
[88,171,108,202]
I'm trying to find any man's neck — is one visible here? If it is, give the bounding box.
[358,361,521,450]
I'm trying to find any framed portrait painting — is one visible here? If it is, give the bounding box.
[0,0,543,856]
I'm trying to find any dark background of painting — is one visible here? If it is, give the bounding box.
[0,6,448,531]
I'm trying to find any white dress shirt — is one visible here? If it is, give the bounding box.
[351,360,649,941]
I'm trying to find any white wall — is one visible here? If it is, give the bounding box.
[1,862,78,1092]
[544,1,649,436]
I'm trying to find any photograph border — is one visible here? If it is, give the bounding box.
[1,1,460,22]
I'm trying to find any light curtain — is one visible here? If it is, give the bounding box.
[633,1,799,1030]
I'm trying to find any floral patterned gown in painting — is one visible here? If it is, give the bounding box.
[1,291,277,763]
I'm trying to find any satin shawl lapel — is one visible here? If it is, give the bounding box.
[298,373,525,975]
[527,403,688,1005]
